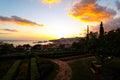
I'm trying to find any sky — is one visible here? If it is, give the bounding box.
[0,0,120,40]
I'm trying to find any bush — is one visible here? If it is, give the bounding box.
[15,59,29,80]
[0,43,14,54]
[3,60,21,80]
[0,59,16,79]
[37,58,59,80]
[30,58,39,80]
[35,50,83,58]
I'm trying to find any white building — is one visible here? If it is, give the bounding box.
[50,37,80,48]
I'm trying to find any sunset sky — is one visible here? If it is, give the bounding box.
[0,0,120,40]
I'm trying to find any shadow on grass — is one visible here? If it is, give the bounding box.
[69,57,120,80]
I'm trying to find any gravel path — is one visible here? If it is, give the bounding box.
[51,59,72,80]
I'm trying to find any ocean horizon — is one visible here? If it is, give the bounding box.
[0,40,50,47]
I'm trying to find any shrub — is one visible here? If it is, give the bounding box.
[30,58,39,80]
[0,59,16,79]
[0,43,14,54]
[15,59,29,80]
[37,58,59,80]
[3,60,21,80]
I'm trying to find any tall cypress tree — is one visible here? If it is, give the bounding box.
[99,22,104,37]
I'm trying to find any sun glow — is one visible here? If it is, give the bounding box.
[49,24,86,39]
[51,26,72,38]
[42,0,61,4]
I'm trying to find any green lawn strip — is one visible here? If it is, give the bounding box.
[45,63,59,80]
[31,58,40,80]
[104,57,120,69]
[0,59,16,79]
[69,58,96,80]
[100,57,120,80]
[69,57,120,80]
[37,58,59,80]
[2,60,21,80]
[15,59,29,80]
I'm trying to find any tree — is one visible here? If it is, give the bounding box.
[0,43,14,54]
[105,28,120,56]
[31,44,41,51]
[88,32,98,54]
[99,22,104,38]
[15,45,24,52]
[59,44,65,50]
[23,44,31,51]
[72,38,88,53]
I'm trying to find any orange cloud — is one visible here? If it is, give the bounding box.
[69,0,116,23]
[41,0,61,7]
[0,16,44,27]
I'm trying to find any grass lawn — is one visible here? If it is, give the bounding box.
[101,57,120,80]
[69,58,96,80]
[69,57,120,80]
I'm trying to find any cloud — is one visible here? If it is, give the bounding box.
[0,29,18,32]
[69,0,116,23]
[90,17,120,32]
[41,0,61,8]
[104,17,120,30]
[0,33,9,34]
[0,16,44,27]
[116,0,120,11]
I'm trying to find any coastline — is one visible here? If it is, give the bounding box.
[0,40,44,47]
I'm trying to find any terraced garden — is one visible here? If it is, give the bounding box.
[0,51,120,80]
[0,56,59,80]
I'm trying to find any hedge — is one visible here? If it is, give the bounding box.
[2,60,21,80]
[37,58,59,80]
[15,59,29,80]
[30,58,39,80]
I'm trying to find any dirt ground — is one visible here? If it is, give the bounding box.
[51,55,95,80]
[51,59,72,80]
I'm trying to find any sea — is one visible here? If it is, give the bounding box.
[0,40,51,47]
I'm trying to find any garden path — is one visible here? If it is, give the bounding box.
[51,59,72,80]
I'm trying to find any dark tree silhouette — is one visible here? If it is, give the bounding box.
[0,42,14,54]
[99,22,104,38]
[15,45,24,52]
[23,44,31,51]
[31,44,41,51]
